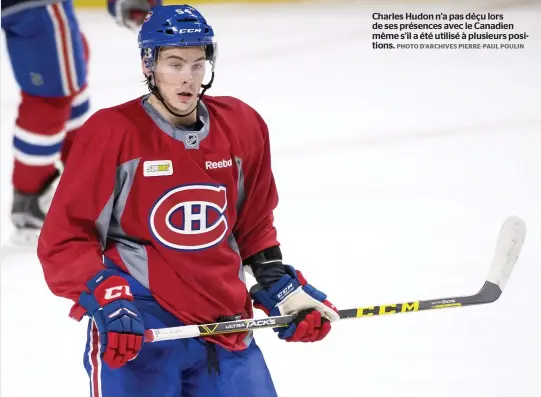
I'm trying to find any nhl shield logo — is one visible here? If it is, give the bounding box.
[149,184,228,251]
[185,133,199,148]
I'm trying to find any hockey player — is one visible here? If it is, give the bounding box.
[37,4,340,397]
[1,0,157,244]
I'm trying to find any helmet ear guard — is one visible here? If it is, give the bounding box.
[205,40,217,68]
[141,48,155,70]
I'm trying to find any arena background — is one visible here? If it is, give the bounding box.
[2,1,540,397]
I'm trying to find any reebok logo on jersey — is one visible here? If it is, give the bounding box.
[205,158,232,170]
[144,160,173,177]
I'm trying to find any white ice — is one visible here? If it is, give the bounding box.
[1,1,541,396]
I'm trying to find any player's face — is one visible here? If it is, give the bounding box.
[152,46,207,113]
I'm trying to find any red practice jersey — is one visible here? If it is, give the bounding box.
[37,95,280,350]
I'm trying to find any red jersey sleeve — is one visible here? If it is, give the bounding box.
[37,109,122,320]
[233,109,280,260]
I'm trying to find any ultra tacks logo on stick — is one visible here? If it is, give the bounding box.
[138,5,217,118]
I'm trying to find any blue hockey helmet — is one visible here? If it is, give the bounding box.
[138,5,217,71]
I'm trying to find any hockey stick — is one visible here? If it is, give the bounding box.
[144,216,526,343]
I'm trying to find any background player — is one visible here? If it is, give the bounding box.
[1,0,158,244]
[37,4,340,396]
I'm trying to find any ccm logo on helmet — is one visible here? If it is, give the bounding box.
[179,28,202,34]
[149,184,228,251]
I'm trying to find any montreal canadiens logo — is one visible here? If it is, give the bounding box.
[149,184,228,251]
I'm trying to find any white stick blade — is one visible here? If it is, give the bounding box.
[486,216,526,291]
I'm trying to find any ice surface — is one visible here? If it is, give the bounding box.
[1,2,540,396]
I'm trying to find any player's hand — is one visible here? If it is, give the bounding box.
[250,265,339,342]
[107,0,161,30]
[79,270,145,368]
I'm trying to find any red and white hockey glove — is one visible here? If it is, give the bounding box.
[250,265,339,342]
[107,0,161,30]
[79,270,145,368]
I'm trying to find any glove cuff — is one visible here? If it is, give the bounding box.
[250,265,302,309]
[251,276,297,308]
[78,270,132,316]
[285,265,328,302]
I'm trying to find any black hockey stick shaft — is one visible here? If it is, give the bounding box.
[338,280,501,319]
[145,216,525,342]
[144,281,502,343]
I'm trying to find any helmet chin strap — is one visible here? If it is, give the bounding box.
[148,72,215,119]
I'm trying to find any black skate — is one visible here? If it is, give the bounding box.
[10,172,60,246]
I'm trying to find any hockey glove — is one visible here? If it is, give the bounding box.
[250,265,340,342]
[79,270,145,369]
[107,0,161,30]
